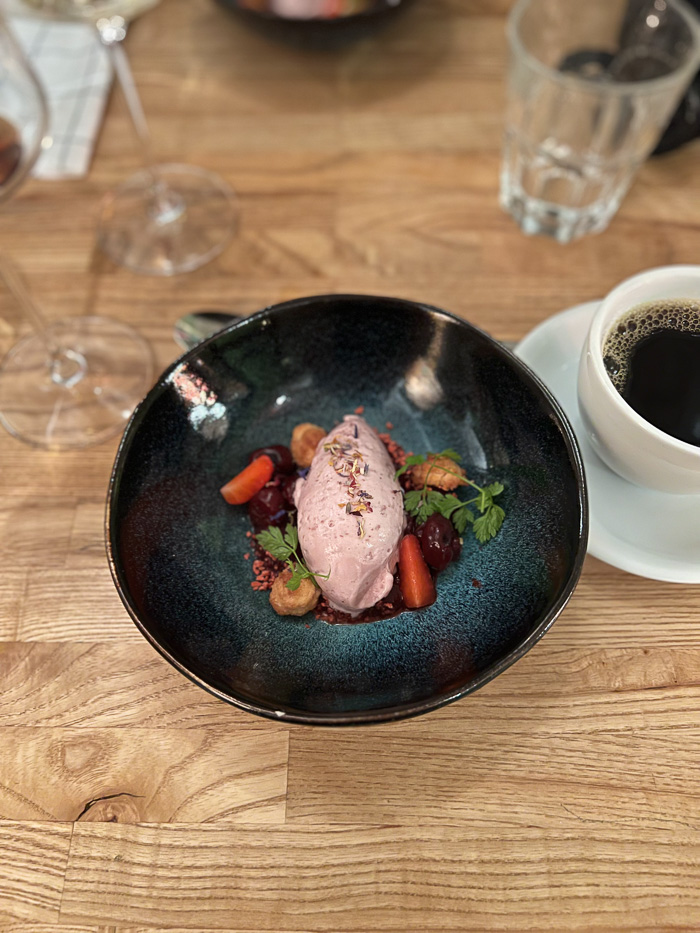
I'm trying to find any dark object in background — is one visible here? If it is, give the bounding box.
[619,0,700,154]
[653,69,700,153]
[560,1,700,154]
[215,0,416,48]
[0,116,21,188]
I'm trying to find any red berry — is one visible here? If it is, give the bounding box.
[418,514,459,571]
[280,473,299,508]
[248,485,288,531]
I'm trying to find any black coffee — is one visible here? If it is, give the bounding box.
[603,299,700,447]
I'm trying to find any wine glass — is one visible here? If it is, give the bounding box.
[0,7,49,200]
[20,0,237,276]
[0,13,153,449]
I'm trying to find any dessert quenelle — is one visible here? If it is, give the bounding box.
[294,415,405,615]
[219,412,506,623]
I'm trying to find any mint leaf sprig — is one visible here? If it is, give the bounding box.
[255,524,330,591]
[397,449,505,543]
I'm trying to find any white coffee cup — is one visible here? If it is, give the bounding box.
[577,265,700,494]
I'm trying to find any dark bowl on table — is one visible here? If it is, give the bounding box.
[215,0,416,48]
[106,295,588,726]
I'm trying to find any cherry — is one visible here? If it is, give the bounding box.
[418,514,461,572]
[280,473,299,508]
[248,485,288,531]
[247,445,294,474]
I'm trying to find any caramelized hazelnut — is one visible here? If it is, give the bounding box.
[409,455,467,491]
[291,422,326,468]
[269,569,320,616]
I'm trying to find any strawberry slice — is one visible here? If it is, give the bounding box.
[220,454,275,505]
[398,534,437,609]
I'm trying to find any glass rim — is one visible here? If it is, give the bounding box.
[507,0,700,96]
[11,0,162,23]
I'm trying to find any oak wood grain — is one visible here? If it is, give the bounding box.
[58,822,700,931]
[0,924,98,933]
[286,726,700,827]
[0,729,287,823]
[0,823,72,924]
[2,0,700,928]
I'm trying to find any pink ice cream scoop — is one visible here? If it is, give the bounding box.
[293,415,405,616]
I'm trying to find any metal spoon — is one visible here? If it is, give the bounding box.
[173,310,242,351]
[173,310,518,353]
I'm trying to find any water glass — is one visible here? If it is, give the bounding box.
[500,0,700,243]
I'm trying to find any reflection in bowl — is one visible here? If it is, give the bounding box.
[107,295,588,726]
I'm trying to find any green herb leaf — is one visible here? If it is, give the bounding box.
[452,506,474,534]
[473,504,505,543]
[255,522,329,591]
[436,448,462,463]
[398,441,506,543]
[403,489,423,514]
[439,494,464,518]
[395,454,426,479]
[415,489,442,523]
[476,489,489,513]
[255,526,289,561]
[286,565,305,591]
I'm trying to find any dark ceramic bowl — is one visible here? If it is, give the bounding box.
[107,295,587,726]
[215,0,416,48]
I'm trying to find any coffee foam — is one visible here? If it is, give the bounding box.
[603,298,700,391]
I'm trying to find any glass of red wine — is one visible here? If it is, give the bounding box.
[0,12,153,449]
[21,0,237,276]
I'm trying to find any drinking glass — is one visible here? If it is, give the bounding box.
[0,13,153,449]
[500,0,700,243]
[0,9,48,200]
[21,0,237,275]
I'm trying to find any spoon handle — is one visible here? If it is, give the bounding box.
[173,311,241,351]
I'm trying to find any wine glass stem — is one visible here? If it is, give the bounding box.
[105,40,154,168]
[0,253,56,354]
[99,26,184,223]
[0,254,86,387]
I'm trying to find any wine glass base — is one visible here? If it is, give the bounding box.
[97,163,237,276]
[0,316,153,450]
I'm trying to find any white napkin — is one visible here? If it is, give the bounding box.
[6,4,112,179]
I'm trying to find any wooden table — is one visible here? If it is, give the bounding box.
[2,0,700,929]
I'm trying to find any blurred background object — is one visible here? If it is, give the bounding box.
[14,0,237,275]
[5,10,112,180]
[0,10,48,198]
[500,0,700,244]
[649,0,700,152]
[215,0,416,47]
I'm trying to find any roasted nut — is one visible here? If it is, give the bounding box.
[291,422,326,468]
[269,569,320,616]
[410,455,467,491]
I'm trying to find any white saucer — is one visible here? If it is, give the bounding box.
[516,301,700,584]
